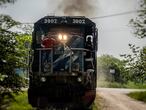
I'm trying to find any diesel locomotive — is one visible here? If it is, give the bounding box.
[28,16,98,110]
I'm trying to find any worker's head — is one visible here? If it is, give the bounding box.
[86,35,93,42]
[87,36,92,42]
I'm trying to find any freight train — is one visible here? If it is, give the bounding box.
[28,16,98,110]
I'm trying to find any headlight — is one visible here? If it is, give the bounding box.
[40,77,46,82]
[63,34,67,40]
[58,34,63,40]
[58,34,68,42]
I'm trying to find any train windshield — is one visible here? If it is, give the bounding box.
[35,26,85,74]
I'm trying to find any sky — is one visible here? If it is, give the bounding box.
[0,0,146,58]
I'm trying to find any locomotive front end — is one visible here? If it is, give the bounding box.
[28,16,98,109]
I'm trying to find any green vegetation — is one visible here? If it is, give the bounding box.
[0,1,32,94]
[7,92,32,110]
[97,55,126,83]
[1,92,33,110]
[122,0,146,85]
[128,91,146,103]
[0,0,16,5]
[0,14,31,93]
[97,0,146,88]
[130,0,146,39]
[0,92,102,110]
[0,2,32,109]
[93,94,103,110]
[124,81,146,89]
[92,103,99,110]
[97,48,146,89]
[98,81,146,89]
[121,45,146,84]
[97,81,125,88]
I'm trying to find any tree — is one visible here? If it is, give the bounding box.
[97,55,126,83]
[122,0,146,83]
[0,1,32,108]
[0,15,18,91]
[0,0,16,5]
[0,0,33,94]
[121,44,146,83]
[130,0,146,38]
[0,14,31,94]
[15,34,31,76]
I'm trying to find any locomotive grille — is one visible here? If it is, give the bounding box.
[46,84,84,98]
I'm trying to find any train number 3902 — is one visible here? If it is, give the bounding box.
[43,18,86,24]
[44,19,58,24]
[73,19,86,24]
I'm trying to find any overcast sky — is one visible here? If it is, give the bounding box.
[1,0,146,58]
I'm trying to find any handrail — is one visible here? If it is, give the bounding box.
[35,47,93,51]
[37,48,53,74]
[70,48,89,51]
[70,48,95,53]
[36,48,52,50]
[35,47,94,74]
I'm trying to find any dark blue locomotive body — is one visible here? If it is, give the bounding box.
[28,16,98,109]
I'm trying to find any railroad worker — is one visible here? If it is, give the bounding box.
[41,35,59,73]
[85,36,93,50]
[85,36,93,58]
[41,36,58,48]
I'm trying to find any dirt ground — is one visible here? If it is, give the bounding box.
[96,88,146,110]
